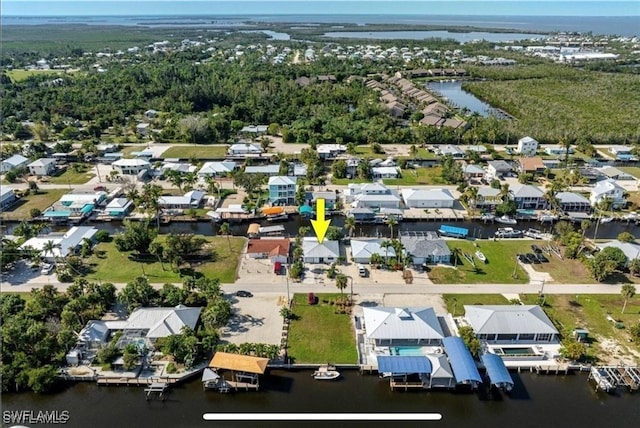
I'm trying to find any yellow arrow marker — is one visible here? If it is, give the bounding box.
[311,198,331,243]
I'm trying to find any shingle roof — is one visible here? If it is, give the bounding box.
[400,235,450,258]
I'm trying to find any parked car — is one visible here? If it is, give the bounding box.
[517,254,530,264]
[526,253,540,264]
[94,185,107,192]
[274,261,283,275]
[236,290,253,298]
[358,265,368,277]
[535,253,549,263]
[531,244,542,254]
[40,263,55,275]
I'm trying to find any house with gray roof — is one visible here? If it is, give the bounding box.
[228,143,263,156]
[1,154,29,173]
[28,158,57,176]
[463,164,485,179]
[362,306,444,346]
[302,237,340,264]
[158,190,205,209]
[464,305,559,343]
[437,145,466,159]
[401,188,455,208]
[244,164,280,175]
[557,192,591,212]
[475,187,501,210]
[351,239,396,264]
[600,166,635,181]
[510,184,545,209]
[485,160,512,180]
[1,186,17,209]
[596,240,640,267]
[197,161,236,177]
[400,231,451,265]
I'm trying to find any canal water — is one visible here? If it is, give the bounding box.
[426,81,494,117]
[2,370,638,428]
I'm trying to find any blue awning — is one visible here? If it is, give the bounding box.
[298,205,313,214]
[438,225,469,237]
[481,353,514,388]
[377,356,432,375]
[442,337,482,384]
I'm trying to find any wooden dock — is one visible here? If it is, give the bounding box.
[389,380,425,391]
[97,377,179,386]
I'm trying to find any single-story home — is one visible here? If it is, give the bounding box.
[197,161,237,177]
[158,190,205,209]
[464,305,559,343]
[463,164,485,179]
[44,192,106,220]
[28,158,57,176]
[301,237,340,264]
[600,166,635,181]
[317,144,347,159]
[400,232,451,265]
[372,166,400,179]
[240,125,268,134]
[344,183,393,202]
[351,193,402,210]
[351,239,396,264]
[136,123,150,135]
[401,188,455,209]
[246,238,290,265]
[104,198,134,218]
[545,145,573,156]
[596,240,640,267]
[608,145,635,161]
[161,162,197,175]
[244,165,280,175]
[0,186,17,209]
[228,143,263,156]
[112,159,150,175]
[20,226,99,262]
[362,306,445,347]
[1,154,29,173]
[437,145,466,158]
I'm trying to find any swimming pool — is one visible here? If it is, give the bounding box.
[495,347,537,356]
[395,347,426,356]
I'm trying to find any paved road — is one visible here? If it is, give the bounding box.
[1,280,627,296]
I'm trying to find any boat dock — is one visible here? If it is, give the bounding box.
[588,365,640,393]
[144,382,170,401]
[97,377,180,386]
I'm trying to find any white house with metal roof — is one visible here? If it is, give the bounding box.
[362,306,445,346]
[510,184,545,209]
[589,178,627,208]
[1,154,29,173]
[1,186,17,209]
[228,143,263,156]
[104,198,134,218]
[28,158,57,176]
[302,237,340,264]
[344,182,393,202]
[372,166,400,179]
[158,190,205,209]
[464,305,559,343]
[112,158,150,175]
[516,136,539,156]
[20,226,99,262]
[401,188,455,208]
[350,239,396,264]
[197,161,236,177]
[596,240,640,267]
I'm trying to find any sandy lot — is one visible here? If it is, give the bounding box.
[219,292,286,346]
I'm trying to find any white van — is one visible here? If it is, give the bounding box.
[357,265,368,277]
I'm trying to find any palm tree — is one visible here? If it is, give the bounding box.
[621,284,636,314]
[219,222,232,250]
[43,240,61,268]
[149,242,165,271]
[409,144,418,159]
[580,220,592,238]
[335,273,348,300]
[391,240,405,267]
[464,186,479,215]
[385,217,398,240]
[141,183,162,228]
[498,183,512,204]
[450,247,461,267]
[543,188,560,213]
[344,216,356,238]
[380,240,392,266]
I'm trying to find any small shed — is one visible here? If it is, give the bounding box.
[572,328,589,342]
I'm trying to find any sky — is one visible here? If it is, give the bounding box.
[2,1,639,16]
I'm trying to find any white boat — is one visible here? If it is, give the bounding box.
[495,227,522,238]
[266,213,289,222]
[475,250,487,263]
[538,212,558,223]
[495,215,517,225]
[312,364,340,380]
[599,216,614,224]
[481,213,495,221]
[622,212,638,221]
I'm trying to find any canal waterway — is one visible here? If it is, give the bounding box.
[2,370,638,428]
[426,81,494,117]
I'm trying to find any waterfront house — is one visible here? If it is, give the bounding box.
[372,166,401,179]
[437,145,466,159]
[556,192,591,212]
[158,190,205,209]
[344,183,393,202]
[400,231,451,265]
[197,161,237,177]
[589,178,627,208]
[485,160,512,180]
[463,164,485,179]
[246,238,290,265]
[608,145,635,161]
[464,305,559,343]
[516,157,545,175]
[600,166,635,181]
[228,143,263,156]
[596,240,640,267]
[44,192,106,221]
[0,186,17,209]
[292,163,307,177]
[516,136,539,156]
[351,193,402,210]
[0,154,29,173]
[347,207,377,223]
[131,148,154,159]
[268,176,297,205]
[305,191,337,210]
[104,198,134,218]
[28,158,57,176]
[350,239,396,264]
[112,158,150,175]
[545,145,574,156]
[317,144,347,159]
[401,188,455,209]
[245,164,280,176]
[301,237,339,264]
[20,226,99,262]
[510,184,545,210]
[475,187,501,211]
[362,306,444,347]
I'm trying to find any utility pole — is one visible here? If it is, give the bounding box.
[512,254,518,278]
[95,163,102,183]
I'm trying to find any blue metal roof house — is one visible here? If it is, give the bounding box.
[442,337,482,387]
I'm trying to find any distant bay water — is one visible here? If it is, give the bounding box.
[1,13,639,37]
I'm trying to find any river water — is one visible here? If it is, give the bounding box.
[2,370,638,428]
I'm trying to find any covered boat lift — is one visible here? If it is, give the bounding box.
[481,353,514,392]
[442,337,482,388]
[438,225,469,238]
[205,352,269,392]
[377,356,432,391]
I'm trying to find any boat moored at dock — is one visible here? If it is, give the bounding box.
[495,227,522,238]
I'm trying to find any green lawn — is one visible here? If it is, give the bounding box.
[619,167,640,180]
[121,145,148,158]
[429,240,531,284]
[330,178,372,185]
[383,166,445,186]
[353,146,390,159]
[85,236,245,283]
[520,294,640,362]
[48,168,95,185]
[442,294,510,317]
[287,293,358,364]
[0,188,68,220]
[7,69,62,82]
[160,145,228,159]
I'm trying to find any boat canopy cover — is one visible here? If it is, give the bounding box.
[201,368,220,382]
[262,207,284,215]
[376,356,432,375]
[209,352,269,374]
[442,337,482,384]
[247,224,260,235]
[481,353,514,387]
[438,225,469,237]
[298,205,313,214]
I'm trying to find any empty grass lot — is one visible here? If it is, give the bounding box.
[287,293,358,364]
[383,166,445,186]
[0,188,68,220]
[160,145,228,159]
[6,69,62,82]
[48,168,95,185]
[520,294,640,362]
[85,236,245,283]
[442,294,510,316]
[429,240,531,284]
